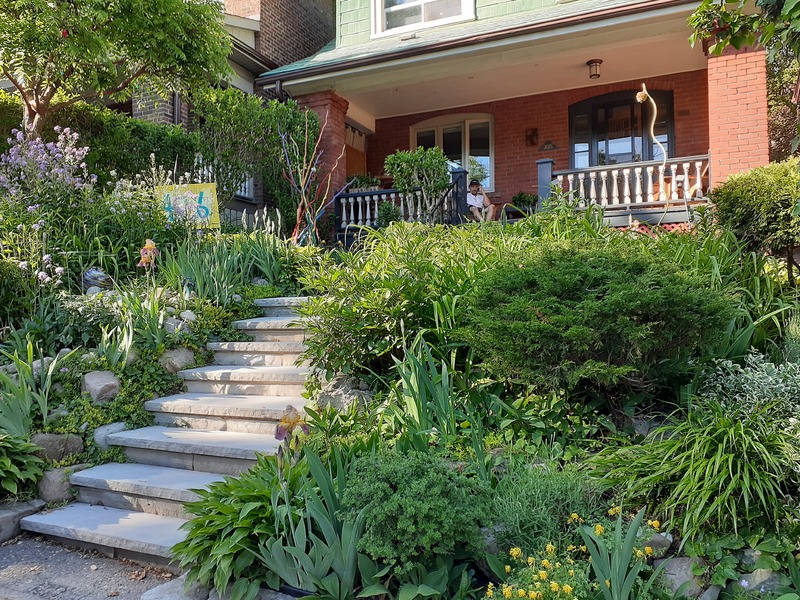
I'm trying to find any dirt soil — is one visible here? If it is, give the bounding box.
[0,533,174,600]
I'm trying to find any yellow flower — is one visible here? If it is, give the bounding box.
[635,549,644,559]
[566,558,574,565]
[563,585,574,595]
[605,580,611,589]
[579,545,587,553]
[568,569,575,577]
[567,513,584,524]
[645,546,653,556]
[550,582,560,593]
[510,547,523,559]
[608,506,621,517]
[541,559,551,569]
[503,588,513,599]
[518,590,527,598]
[555,562,562,569]
[487,589,494,598]
[528,556,535,567]
[647,520,660,531]
[538,571,548,581]
[594,524,605,536]
[529,592,537,600]
[505,565,512,573]
[566,545,576,552]
[546,543,556,555]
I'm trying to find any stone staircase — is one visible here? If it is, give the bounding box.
[20,297,310,567]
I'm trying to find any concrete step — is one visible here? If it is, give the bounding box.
[208,341,307,366]
[180,365,309,396]
[20,503,187,565]
[107,426,281,476]
[145,393,307,434]
[232,317,306,342]
[255,296,309,318]
[70,463,224,519]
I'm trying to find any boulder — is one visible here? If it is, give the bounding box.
[0,499,46,543]
[82,370,121,404]
[164,317,184,335]
[93,422,127,450]
[56,348,73,360]
[654,557,706,599]
[727,570,784,595]
[317,375,373,411]
[30,433,84,462]
[159,348,195,374]
[642,531,673,558]
[179,310,198,323]
[38,464,90,503]
[86,286,102,295]
[141,575,208,600]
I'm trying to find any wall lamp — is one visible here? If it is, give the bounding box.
[586,59,603,80]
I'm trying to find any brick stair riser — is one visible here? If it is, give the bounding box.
[243,329,306,342]
[120,447,256,477]
[152,413,279,436]
[212,351,307,367]
[75,488,192,520]
[184,380,306,396]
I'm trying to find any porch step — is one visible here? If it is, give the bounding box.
[208,341,307,366]
[232,317,306,342]
[20,503,187,564]
[71,463,224,519]
[255,296,309,317]
[107,426,281,476]
[145,393,307,434]
[180,365,308,396]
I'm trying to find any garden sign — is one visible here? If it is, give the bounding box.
[157,183,221,230]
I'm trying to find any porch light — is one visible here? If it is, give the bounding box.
[586,59,603,79]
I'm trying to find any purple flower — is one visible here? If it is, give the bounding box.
[37,271,48,282]
[18,261,29,270]
[55,266,65,275]
[42,254,51,264]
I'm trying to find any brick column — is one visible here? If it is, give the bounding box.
[707,46,769,186]
[295,91,349,200]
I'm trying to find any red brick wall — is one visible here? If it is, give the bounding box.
[707,46,769,186]
[294,91,349,199]
[368,70,709,203]
[224,0,260,18]
[258,0,335,66]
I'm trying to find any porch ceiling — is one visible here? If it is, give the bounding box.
[281,6,706,131]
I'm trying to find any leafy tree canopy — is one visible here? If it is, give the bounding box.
[0,0,232,137]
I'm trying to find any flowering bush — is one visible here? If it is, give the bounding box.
[486,546,592,600]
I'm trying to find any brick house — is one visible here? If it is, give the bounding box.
[257,0,769,227]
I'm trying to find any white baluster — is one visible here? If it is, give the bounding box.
[417,190,424,221]
[348,197,355,226]
[682,163,691,200]
[611,170,620,205]
[374,195,380,226]
[670,164,679,202]
[578,173,586,203]
[694,161,704,198]
[556,175,564,191]
[622,168,631,204]
[646,167,655,203]
[589,172,597,206]
[600,171,609,206]
[657,165,666,202]
[634,168,643,203]
[340,198,347,229]
[357,197,364,226]
[364,195,372,227]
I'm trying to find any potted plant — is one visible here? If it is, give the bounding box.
[348,174,382,193]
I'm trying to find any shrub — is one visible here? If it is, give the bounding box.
[491,462,603,554]
[711,158,800,283]
[590,401,799,540]
[486,546,592,600]
[0,434,44,498]
[340,451,490,573]
[384,147,450,224]
[0,258,30,333]
[459,239,733,397]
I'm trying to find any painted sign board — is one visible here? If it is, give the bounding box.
[157,183,220,230]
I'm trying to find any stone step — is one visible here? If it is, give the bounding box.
[145,393,307,434]
[107,426,281,476]
[180,365,308,396]
[255,296,309,318]
[232,317,306,342]
[70,463,224,519]
[208,341,307,367]
[20,503,187,565]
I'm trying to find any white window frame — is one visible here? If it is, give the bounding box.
[372,0,475,38]
[410,113,494,192]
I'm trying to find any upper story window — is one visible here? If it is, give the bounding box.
[374,0,475,36]
[412,114,494,191]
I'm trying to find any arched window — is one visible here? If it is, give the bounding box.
[569,90,674,169]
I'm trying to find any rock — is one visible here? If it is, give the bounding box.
[166,307,176,315]
[179,310,198,323]
[56,348,72,360]
[159,348,195,374]
[47,404,69,421]
[252,277,268,286]
[93,422,127,451]
[30,433,84,462]
[642,531,673,558]
[86,286,102,295]
[232,294,242,303]
[0,362,18,375]
[164,317,184,335]
[317,375,374,411]
[727,570,784,595]
[141,575,208,600]
[38,464,90,503]
[125,347,138,367]
[698,585,722,600]
[481,524,505,556]
[0,499,46,543]
[82,370,121,404]
[31,356,54,377]
[654,557,706,599]
[209,587,294,600]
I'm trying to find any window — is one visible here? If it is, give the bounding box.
[569,91,674,169]
[374,0,474,36]
[412,114,494,190]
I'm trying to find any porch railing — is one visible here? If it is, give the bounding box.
[538,155,710,209]
[337,169,468,230]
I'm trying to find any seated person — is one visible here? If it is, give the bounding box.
[467,179,492,221]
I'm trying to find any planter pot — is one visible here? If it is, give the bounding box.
[278,584,315,598]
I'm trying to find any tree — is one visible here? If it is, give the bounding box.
[0,0,231,137]
[767,44,800,161]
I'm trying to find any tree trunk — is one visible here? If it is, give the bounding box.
[21,99,46,139]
